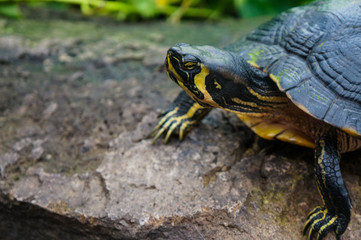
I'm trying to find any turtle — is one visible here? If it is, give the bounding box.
[150,0,361,239]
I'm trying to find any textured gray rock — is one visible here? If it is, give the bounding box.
[0,153,19,177]
[1,8,361,240]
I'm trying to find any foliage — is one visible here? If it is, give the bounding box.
[0,2,22,18]
[235,0,313,18]
[0,0,314,21]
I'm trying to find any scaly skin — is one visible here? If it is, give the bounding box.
[150,91,210,143]
[303,135,352,240]
[152,32,361,239]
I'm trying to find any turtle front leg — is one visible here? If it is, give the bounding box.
[150,91,211,143]
[303,135,352,240]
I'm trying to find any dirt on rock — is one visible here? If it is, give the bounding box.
[1,7,361,240]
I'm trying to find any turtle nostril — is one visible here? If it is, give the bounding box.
[167,48,182,62]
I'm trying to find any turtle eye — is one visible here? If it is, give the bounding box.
[183,61,198,70]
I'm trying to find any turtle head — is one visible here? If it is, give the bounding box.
[166,43,273,111]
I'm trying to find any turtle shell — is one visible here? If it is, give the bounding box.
[228,0,361,137]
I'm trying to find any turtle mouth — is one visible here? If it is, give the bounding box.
[165,50,185,84]
[167,70,178,84]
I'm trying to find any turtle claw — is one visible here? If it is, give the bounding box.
[149,107,197,144]
[149,91,211,144]
[303,206,345,240]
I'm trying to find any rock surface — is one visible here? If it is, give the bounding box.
[1,8,361,240]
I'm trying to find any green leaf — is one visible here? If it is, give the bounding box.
[0,3,22,19]
[234,0,312,18]
[130,0,158,18]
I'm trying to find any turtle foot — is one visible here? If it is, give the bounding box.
[149,107,197,144]
[303,206,347,240]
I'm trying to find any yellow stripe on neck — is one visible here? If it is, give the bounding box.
[193,64,221,108]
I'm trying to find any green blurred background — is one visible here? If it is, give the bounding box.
[0,0,314,22]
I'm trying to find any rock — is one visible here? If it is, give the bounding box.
[68,71,84,82]
[13,138,33,152]
[43,102,58,119]
[0,153,19,177]
[31,139,45,160]
[0,36,25,63]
